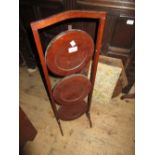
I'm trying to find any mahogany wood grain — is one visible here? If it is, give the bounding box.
[87,17,106,113]
[57,100,88,121]
[45,29,94,76]
[31,10,106,135]
[53,74,92,106]
[31,10,106,30]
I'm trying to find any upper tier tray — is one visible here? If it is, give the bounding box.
[45,29,94,76]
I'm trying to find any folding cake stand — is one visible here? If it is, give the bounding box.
[31,10,106,135]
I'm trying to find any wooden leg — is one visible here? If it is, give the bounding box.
[86,112,92,128]
[50,93,64,136]
[57,119,64,136]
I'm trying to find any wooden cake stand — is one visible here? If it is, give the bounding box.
[31,10,107,135]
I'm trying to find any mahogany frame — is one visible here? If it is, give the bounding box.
[30,10,106,135]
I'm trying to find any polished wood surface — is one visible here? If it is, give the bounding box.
[57,100,88,121]
[45,29,94,76]
[53,74,91,106]
[31,10,106,30]
[78,0,134,10]
[31,10,106,135]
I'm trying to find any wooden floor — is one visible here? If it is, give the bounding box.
[20,67,135,155]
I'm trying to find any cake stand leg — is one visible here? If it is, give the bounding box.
[86,112,92,128]
[57,119,64,136]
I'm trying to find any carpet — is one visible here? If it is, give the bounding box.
[89,62,122,104]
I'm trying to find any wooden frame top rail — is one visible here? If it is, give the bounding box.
[31,10,107,30]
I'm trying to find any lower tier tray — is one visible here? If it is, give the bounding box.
[57,100,87,121]
[53,74,91,106]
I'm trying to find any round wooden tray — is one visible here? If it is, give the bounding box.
[57,100,87,121]
[45,29,94,76]
[53,74,91,105]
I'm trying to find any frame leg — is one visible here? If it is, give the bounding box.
[50,93,64,136]
[86,112,92,128]
[57,119,64,136]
